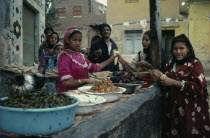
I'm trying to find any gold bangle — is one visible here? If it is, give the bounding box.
[160,74,166,79]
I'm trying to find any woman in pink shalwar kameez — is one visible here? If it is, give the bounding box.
[58,27,116,93]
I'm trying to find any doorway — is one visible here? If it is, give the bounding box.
[162,30,175,63]
[23,3,35,66]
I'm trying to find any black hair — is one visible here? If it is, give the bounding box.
[144,30,152,39]
[99,23,111,35]
[141,30,152,64]
[171,34,196,64]
[44,27,54,35]
[91,35,101,44]
[48,32,60,48]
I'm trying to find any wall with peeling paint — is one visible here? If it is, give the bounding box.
[189,2,210,75]
[0,0,45,67]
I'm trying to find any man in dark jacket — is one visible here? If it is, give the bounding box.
[88,23,119,72]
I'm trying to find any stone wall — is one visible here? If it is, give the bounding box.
[52,86,163,138]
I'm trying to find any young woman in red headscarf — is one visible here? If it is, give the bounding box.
[153,34,210,137]
[58,27,117,93]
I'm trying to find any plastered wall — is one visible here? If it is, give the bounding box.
[189,2,210,75]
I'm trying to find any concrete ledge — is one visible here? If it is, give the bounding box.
[52,86,163,138]
[206,77,210,84]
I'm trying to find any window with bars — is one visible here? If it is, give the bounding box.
[73,6,82,16]
[57,8,66,18]
[125,0,139,3]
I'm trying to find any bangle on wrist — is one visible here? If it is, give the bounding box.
[78,79,82,85]
[180,80,185,91]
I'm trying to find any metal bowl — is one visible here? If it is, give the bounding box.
[0,96,79,136]
[78,86,126,102]
[113,83,142,94]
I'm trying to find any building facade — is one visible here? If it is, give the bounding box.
[106,0,210,74]
[0,0,45,67]
[188,2,210,75]
[54,0,106,48]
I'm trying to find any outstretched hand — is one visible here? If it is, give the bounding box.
[117,54,124,64]
[138,61,147,67]
[150,69,163,83]
[93,49,102,57]
[150,69,177,86]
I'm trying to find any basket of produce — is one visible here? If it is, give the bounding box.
[0,92,79,136]
[66,93,106,115]
[78,80,126,102]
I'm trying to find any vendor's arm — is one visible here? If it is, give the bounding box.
[88,43,102,62]
[151,69,182,87]
[63,79,98,88]
[159,75,182,88]
[131,54,140,67]
[138,61,153,69]
[117,54,128,69]
[97,51,116,69]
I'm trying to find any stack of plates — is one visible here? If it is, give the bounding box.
[67,93,106,115]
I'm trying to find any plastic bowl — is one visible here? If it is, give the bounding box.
[65,94,106,115]
[0,96,79,136]
[78,86,126,102]
[137,74,153,88]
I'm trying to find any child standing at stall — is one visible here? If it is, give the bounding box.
[58,27,117,93]
[44,42,64,93]
[45,42,64,73]
[39,32,59,74]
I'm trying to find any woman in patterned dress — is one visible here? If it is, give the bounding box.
[39,32,59,74]
[58,27,116,93]
[153,34,210,137]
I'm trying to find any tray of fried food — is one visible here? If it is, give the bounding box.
[45,69,58,78]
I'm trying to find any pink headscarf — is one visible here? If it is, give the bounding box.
[64,26,79,43]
